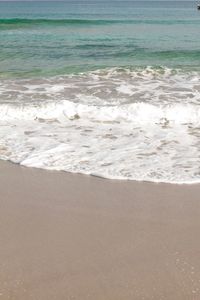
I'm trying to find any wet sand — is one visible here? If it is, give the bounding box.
[0,160,200,300]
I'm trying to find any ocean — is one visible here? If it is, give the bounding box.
[0,0,200,183]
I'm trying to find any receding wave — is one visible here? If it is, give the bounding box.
[1,100,200,184]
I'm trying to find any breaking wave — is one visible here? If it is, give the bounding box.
[1,67,200,183]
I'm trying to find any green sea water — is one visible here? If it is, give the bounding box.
[0,0,200,78]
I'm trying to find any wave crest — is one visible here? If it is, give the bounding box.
[1,100,200,126]
[0,18,199,28]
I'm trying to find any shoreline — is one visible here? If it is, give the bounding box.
[1,160,200,299]
[2,160,200,186]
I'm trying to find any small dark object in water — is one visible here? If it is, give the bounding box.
[198,4,200,10]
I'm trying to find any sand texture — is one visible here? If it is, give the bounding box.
[1,161,200,299]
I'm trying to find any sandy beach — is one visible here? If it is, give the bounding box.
[0,161,200,299]
[1,1,200,299]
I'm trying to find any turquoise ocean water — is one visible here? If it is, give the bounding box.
[1,1,200,183]
[0,0,200,77]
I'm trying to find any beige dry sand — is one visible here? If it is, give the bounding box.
[1,160,200,300]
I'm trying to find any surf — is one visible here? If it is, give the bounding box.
[1,67,200,184]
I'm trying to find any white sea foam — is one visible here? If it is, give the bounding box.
[1,67,200,183]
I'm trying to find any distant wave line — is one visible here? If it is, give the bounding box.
[0,18,199,26]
